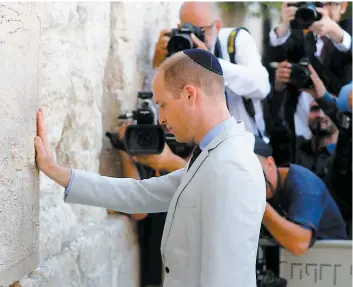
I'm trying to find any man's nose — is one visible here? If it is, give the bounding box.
[159,111,166,125]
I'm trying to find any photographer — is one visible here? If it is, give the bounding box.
[153,1,271,139]
[255,142,348,257]
[303,65,352,236]
[265,2,352,143]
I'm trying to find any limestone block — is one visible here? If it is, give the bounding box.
[37,2,110,230]
[20,217,139,287]
[0,3,41,285]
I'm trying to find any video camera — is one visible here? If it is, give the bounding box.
[106,91,195,158]
[166,23,205,57]
[289,2,324,30]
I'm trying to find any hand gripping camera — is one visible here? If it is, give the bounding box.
[166,23,205,57]
[289,2,324,30]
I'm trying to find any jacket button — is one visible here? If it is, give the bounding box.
[165,266,170,273]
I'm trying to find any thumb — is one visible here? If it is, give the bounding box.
[34,136,47,156]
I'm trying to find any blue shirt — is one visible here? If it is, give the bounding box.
[337,81,352,113]
[278,164,348,243]
[199,117,235,150]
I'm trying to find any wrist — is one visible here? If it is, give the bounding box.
[262,203,272,225]
[328,21,344,44]
[46,162,71,188]
[276,22,290,38]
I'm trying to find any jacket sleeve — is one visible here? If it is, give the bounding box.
[65,168,184,213]
[218,29,270,99]
[199,155,266,287]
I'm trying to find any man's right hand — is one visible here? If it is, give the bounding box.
[35,108,55,172]
[275,2,297,38]
[274,61,291,91]
[34,108,71,188]
[152,28,171,69]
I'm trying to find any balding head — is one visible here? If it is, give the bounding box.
[179,2,222,50]
[180,2,221,23]
[157,50,225,98]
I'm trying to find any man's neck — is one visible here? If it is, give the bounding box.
[310,131,338,151]
[278,167,289,187]
[193,103,231,145]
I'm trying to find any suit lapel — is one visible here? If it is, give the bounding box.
[160,119,248,257]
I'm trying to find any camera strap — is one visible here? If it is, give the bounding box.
[226,27,266,140]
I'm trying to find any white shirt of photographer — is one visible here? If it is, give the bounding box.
[211,27,271,137]
[269,28,352,139]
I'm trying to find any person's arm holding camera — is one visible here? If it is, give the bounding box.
[270,2,297,46]
[305,65,341,126]
[35,108,183,214]
[153,29,171,69]
[133,143,187,173]
[262,203,312,256]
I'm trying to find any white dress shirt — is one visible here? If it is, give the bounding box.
[269,28,352,139]
[213,27,271,137]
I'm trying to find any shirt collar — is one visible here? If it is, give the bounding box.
[199,117,235,150]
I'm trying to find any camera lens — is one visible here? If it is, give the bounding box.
[296,4,317,27]
[136,132,152,147]
[167,34,193,54]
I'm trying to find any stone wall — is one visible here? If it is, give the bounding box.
[0,3,41,285]
[0,2,181,286]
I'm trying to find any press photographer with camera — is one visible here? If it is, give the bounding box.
[265,1,352,143]
[153,1,271,140]
[302,65,352,236]
[255,143,348,257]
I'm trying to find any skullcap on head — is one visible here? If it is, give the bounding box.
[183,48,223,75]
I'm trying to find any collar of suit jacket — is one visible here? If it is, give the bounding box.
[202,117,250,154]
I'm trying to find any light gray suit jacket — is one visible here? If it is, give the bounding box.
[65,118,266,287]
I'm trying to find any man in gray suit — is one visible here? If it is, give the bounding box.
[35,49,266,287]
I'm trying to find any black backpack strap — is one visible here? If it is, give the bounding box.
[226,27,266,140]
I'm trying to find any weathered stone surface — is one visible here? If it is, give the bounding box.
[0,3,41,285]
[20,217,138,287]
[1,1,182,286]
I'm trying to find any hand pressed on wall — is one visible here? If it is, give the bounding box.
[34,108,55,172]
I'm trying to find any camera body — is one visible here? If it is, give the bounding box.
[120,91,164,155]
[166,23,205,57]
[289,2,324,30]
[289,57,312,89]
[106,91,195,158]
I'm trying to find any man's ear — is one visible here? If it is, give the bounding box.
[215,20,222,33]
[340,2,348,14]
[183,84,197,105]
[267,156,276,169]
